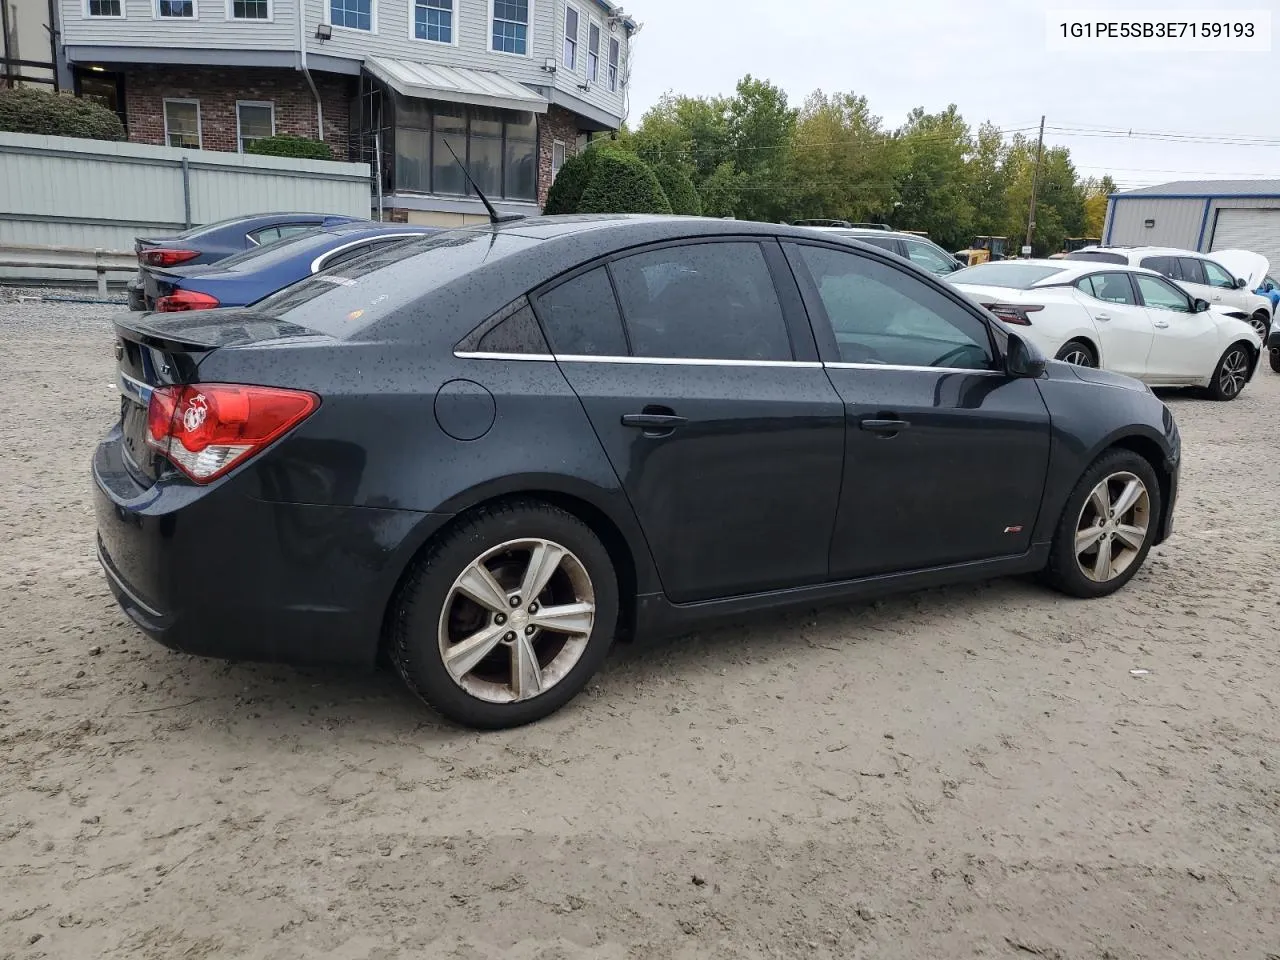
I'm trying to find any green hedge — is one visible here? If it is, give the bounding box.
[0,88,125,142]
[652,164,702,216]
[577,151,674,216]
[244,134,334,160]
[543,144,603,214]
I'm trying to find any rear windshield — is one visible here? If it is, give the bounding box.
[1065,250,1128,265]
[253,228,539,338]
[213,229,330,270]
[170,214,273,241]
[949,263,1067,288]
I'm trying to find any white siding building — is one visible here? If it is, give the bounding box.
[57,0,638,223]
[1103,180,1280,271]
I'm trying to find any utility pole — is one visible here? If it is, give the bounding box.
[1024,115,1045,258]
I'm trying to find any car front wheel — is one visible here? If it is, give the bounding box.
[1270,347,1280,374]
[1043,450,1162,599]
[1207,343,1252,401]
[1249,311,1271,343]
[390,500,619,729]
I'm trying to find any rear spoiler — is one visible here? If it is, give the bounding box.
[112,310,320,352]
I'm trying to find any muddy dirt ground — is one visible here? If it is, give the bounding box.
[2,298,1278,960]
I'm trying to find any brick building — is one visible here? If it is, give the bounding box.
[57,0,638,224]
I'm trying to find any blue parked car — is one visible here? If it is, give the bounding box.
[145,223,438,312]
[128,212,365,310]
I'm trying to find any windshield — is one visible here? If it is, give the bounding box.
[253,229,539,338]
[212,229,331,271]
[950,263,1067,288]
[169,214,276,241]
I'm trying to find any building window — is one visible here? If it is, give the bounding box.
[86,0,123,15]
[563,4,579,70]
[236,101,275,152]
[608,36,619,91]
[230,0,270,18]
[586,22,600,81]
[552,140,566,181]
[331,0,371,30]
[492,0,529,54]
[163,100,201,149]
[157,0,195,15]
[414,0,452,42]
[393,96,536,202]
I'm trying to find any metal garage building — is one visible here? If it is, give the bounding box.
[1102,180,1280,271]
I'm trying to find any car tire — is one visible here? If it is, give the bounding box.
[1249,311,1271,343]
[1206,343,1252,401]
[1270,347,1280,374]
[389,499,619,730]
[1043,449,1162,600]
[1054,339,1097,367]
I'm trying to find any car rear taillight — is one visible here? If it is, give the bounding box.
[982,303,1044,326]
[144,384,320,483]
[155,290,220,312]
[141,248,199,267]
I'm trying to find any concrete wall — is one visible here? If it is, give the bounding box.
[0,129,372,253]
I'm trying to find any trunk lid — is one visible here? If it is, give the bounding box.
[112,309,324,486]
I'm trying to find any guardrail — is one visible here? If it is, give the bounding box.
[0,243,135,296]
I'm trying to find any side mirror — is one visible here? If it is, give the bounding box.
[1235,277,1248,289]
[1005,332,1047,378]
[1193,298,1211,313]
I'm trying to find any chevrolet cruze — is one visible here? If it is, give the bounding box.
[94,216,1181,729]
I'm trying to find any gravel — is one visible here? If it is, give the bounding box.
[2,299,1279,959]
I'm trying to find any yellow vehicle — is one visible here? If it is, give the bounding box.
[954,236,1008,267]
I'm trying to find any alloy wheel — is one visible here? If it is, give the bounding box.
[1219,348,1248,398]
[1074,471,1151,583]
[438,538,595,704]
[1250,316,1270,342]
[1061,348,1094,367]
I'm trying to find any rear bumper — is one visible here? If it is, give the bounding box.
[93,428,450,666]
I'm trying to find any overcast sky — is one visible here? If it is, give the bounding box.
[623,0,1280,190]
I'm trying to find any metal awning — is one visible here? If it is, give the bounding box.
[364,57,548,114]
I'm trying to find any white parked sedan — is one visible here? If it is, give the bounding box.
[950,259,1263,400]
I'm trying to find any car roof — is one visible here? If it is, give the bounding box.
[1076,245,1211,258]
[796,225,932,242]
[955,258,1168,284]
[323,222,438,236]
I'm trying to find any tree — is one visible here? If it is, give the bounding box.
[630,92,732,182]
[788,90,897,223]
[1082,174,1116,238]
[966,121,1008,240]
[578,151,673,215]
[894,105,973,251]
[652,164,702,216]
[697,161,743,218]
[0,87,125,142]
[726,75,797,223]
[544,141,626,214]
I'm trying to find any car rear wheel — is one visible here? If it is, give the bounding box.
[1043,450,1162,599]
[1055,340,1097,367]
[1207,343,1251,401]
[1249,311,1270,343]
[1269,347,1280,374]
[390,500,618,729]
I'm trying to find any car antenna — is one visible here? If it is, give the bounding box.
[442,141,525,225]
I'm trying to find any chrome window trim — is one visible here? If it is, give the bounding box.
[555,355,821,368]
[454,351,556,362]
[823,361,1001,375]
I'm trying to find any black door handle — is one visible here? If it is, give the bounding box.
[860,418,910,436]
[622,413,687,428]
[622,406,687,436]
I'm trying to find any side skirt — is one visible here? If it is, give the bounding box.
[633,544,1052,641]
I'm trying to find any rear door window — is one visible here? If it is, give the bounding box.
[1177,257,1207,284]
[1078,272,1138,305]
[534,266,629,357]
[608,242,794,361]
